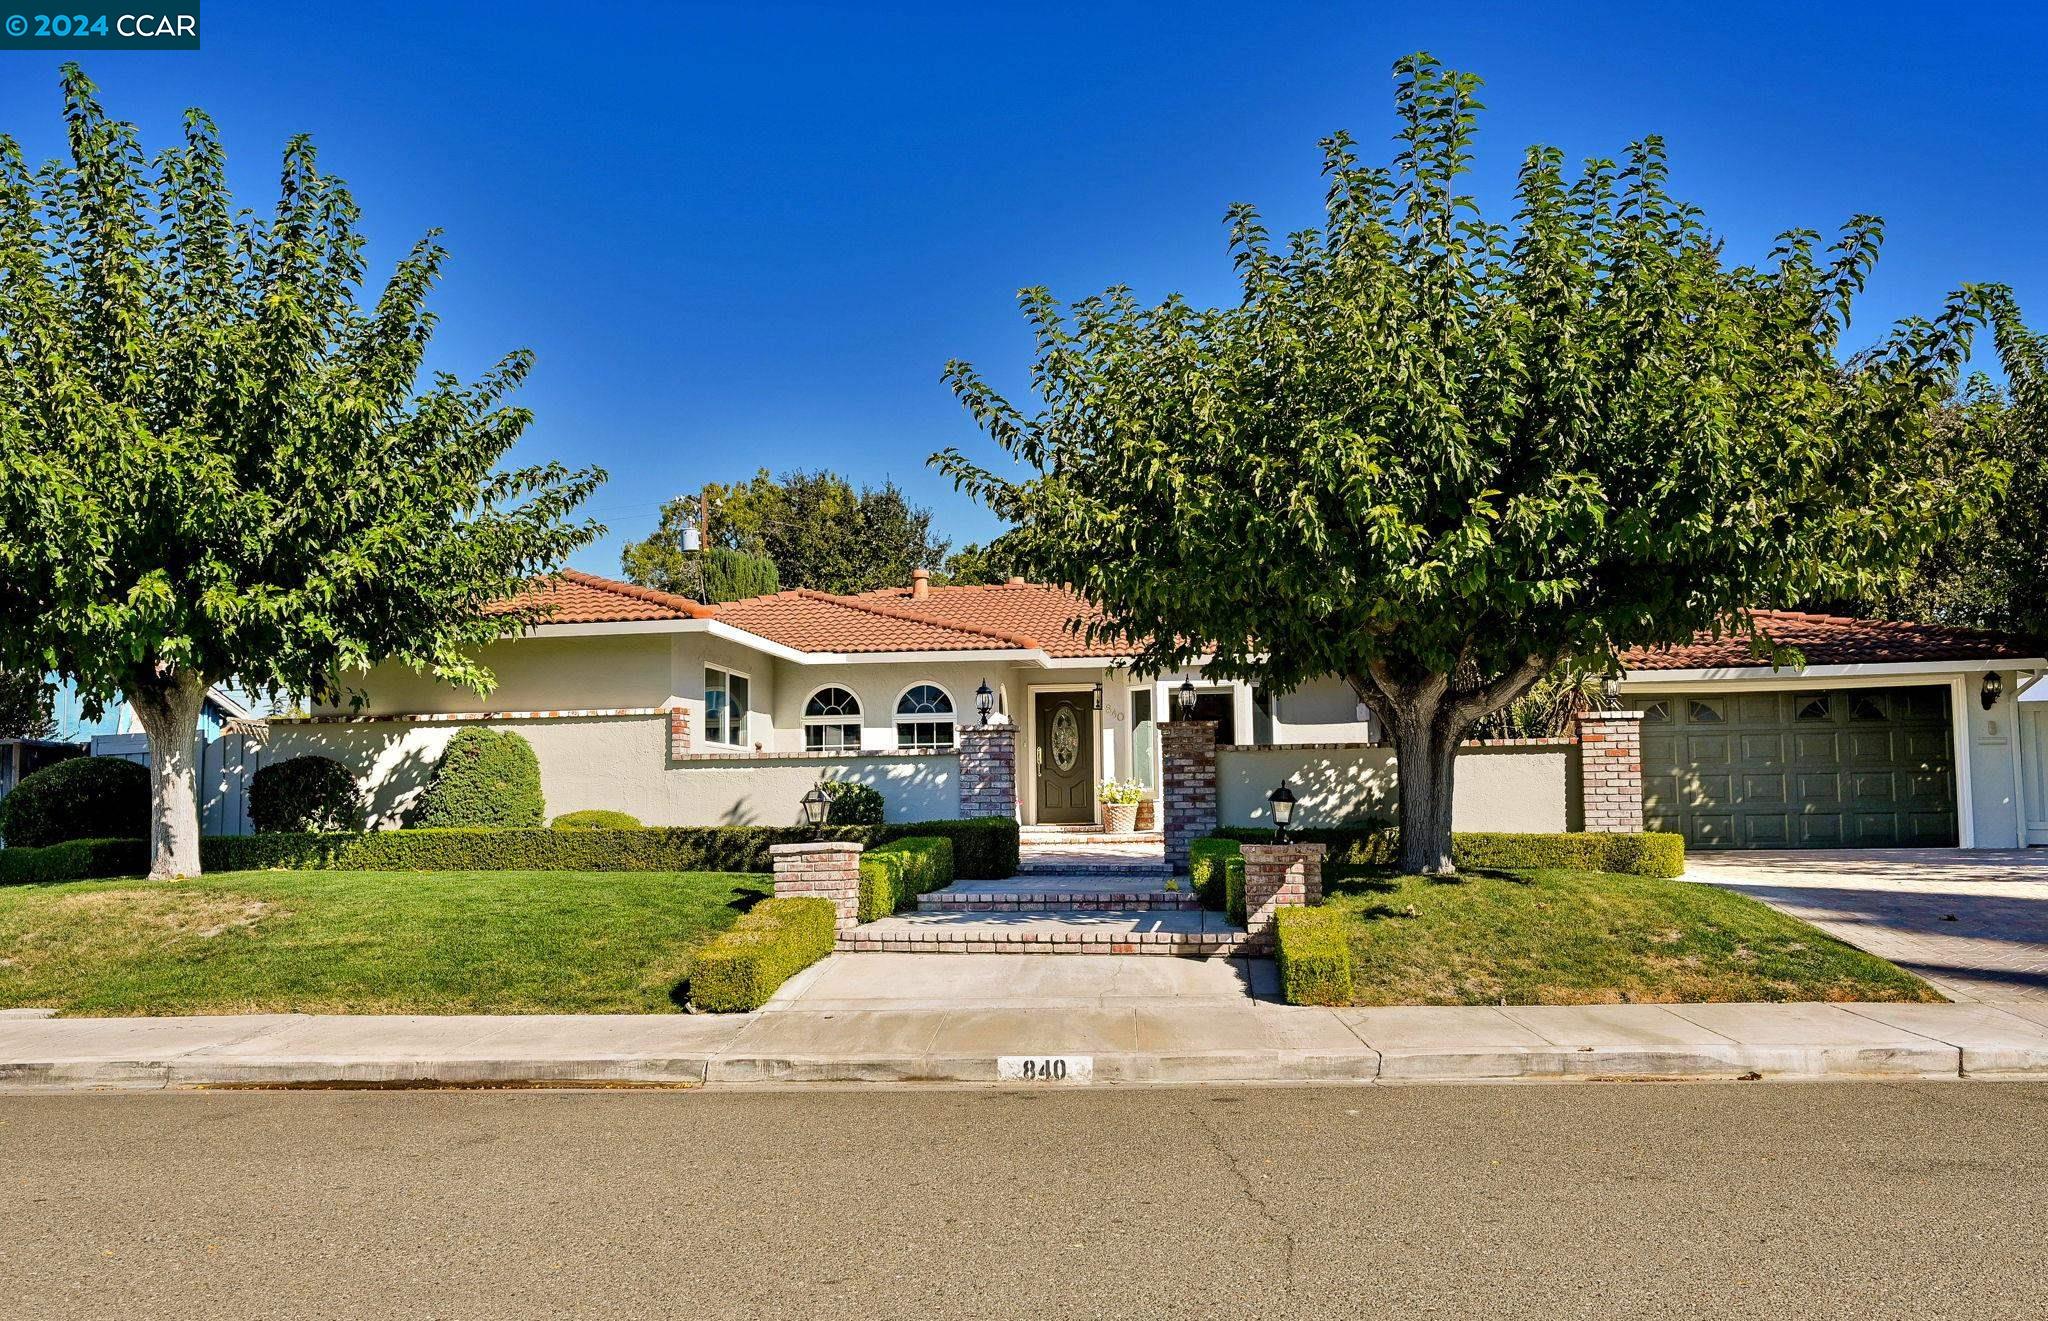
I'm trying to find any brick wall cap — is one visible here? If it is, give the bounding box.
[1237,842,1329,861]
[1575,710,1648,721]
[769,841,866,856]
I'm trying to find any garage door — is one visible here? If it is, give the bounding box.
[1641,686,1957,849]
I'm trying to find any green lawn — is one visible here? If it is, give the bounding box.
[0,869,771,1016]
[1322,866,1942,1006]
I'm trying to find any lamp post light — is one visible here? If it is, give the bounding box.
[975,679,995,726]
[799,782,831,837]
[1267,781,1296,844]
[1174,679,1197,721]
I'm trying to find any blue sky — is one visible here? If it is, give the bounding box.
[3,1,2043,575]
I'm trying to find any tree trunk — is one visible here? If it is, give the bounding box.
[1353,654,1552,878]
[130,672,209,879]
[1388,702,1464,876]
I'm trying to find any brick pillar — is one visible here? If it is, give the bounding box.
[957,723,1018,819]
[1161,719,1219,869]
[1238,842,1326,951]
[1574,710,1646,833]
[770,841,864,932]
[667,705,692,760]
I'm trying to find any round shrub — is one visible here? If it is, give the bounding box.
[405,728,545,829]
[249,755,364,833]
[552,809,642,831]
[0,755,150,847]
[820,780,884,826]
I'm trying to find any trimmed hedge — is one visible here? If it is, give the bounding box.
[857,835,954,923]
[821,780,885,826]
[0,756,149,847]
[0,837,148,886]
[1187,837,1241,913]
[249,756,364,833]
[689,896,837,1012]
[405,728,545,828]
[927,817,1018,880]
[1274,906,1354,1006]
[551,810,643,831]
[1210,826,1685,878]
[198,816,1022,879]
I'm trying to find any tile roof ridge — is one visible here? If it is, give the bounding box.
[1746,607,2026,639]
[789,587,1043,651]
[715,588,814,608]
[549,569,717,619]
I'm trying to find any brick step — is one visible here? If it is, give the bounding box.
[918,890,1201,912]
[1016,861,1174,878]
[844,909,1260,957]
[1018,830,1165,845]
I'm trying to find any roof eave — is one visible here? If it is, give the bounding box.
[1621,656,2046,685]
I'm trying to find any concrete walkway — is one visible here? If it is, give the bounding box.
[5,953,2048,1090]
[1687,849,2048,1003]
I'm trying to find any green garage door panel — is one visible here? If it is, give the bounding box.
[1641,687,1956,849]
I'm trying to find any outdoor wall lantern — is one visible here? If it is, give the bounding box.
[800,782,831,833]
[1268,781,1296,844]
[1982,671,2004,711]
[1092,682,1104,711]
[975,679,995,726]
[1174,679,1197,720]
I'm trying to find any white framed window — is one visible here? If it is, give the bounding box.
[804,685,862,752]
[704,665,751,747]
[895,683,956,751]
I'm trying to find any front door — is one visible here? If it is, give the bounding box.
[1034,691,1095,824]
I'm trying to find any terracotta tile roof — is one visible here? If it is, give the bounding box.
[1623,610,2045,671]
[486,569,715,623]
[489,570,1131,656]
[844,582,1129,657]
[712,589,1036,654]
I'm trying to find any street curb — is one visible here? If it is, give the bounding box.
[0,1042,1990,1091]
[2,1001,2042,1091]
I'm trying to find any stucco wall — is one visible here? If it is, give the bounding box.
[331,634,678,716]
[1216,743,1573,832]
[767,659,1011,756]
[673,632,779,752]
[1970,667,2028,848]
[1272,675,1376,744]
[203,714,959,833]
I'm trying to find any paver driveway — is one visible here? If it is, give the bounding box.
[1687,849,2048,1003]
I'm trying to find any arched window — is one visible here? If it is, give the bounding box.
[803,686,862,752]
[895,683,956,751]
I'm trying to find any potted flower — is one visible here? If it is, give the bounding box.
[1098,778,1145,834]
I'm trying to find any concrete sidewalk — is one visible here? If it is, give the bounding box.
[5,954,2048,1090]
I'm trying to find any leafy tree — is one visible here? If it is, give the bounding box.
[621,536,780,603]
[0,68,602,877]
[0,669,56,740]
[936,54,2001,874]
[938,531,1028,585]
[1829,365,2045,635]
[626,470,949,597]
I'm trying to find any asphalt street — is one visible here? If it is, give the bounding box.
[1,1081,2042,1319]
